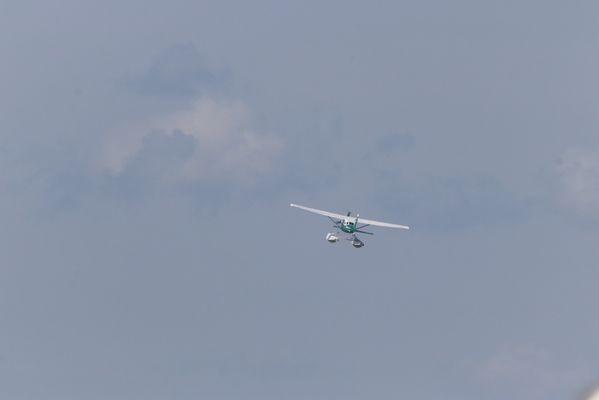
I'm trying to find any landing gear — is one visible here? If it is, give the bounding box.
[325,233,339,243]
[326,230,365,248]
[351,236,364,248]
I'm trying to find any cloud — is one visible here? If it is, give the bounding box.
[374,175,527,231]
[123,44,226,98]
[96,96,282,186]
[584,388,599,400]
[556,149,599,219]
[476,345,592,400]
[374,133,416,154]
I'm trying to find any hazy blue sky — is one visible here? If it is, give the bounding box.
[1,1,599,399]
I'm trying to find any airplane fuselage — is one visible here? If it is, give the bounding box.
[340,219,358,233]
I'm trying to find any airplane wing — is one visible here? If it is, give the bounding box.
[290,203,410,230]
[289,203,347,220]
[357,217,410,230]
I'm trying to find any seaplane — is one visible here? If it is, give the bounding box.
[290,203,410,248]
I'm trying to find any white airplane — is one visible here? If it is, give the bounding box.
[290,203,409,248]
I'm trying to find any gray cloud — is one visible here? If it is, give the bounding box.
[583,388,599,400]
[475,345,593,400]
[556,148,599,220]
[111,130,196,196]
[122,44,226,98]
[373,175,528,232]
[374,133,416,154]
[97,96,282,187]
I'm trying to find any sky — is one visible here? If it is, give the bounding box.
[1,0,599,399]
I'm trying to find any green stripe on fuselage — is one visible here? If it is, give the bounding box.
[341,221,357,233]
